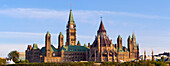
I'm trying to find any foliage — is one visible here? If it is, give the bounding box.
[20,59,29,63]
[0,58,6,64]
[161,56,165,62]
[8,50,19,62]
[3,61,169,66]
[152,57,155,61]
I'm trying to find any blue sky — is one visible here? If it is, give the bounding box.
[0,0,170,57]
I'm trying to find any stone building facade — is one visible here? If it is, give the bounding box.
[26,9,139,63]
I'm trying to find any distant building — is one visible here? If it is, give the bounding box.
[26,9,140,63]
[18,52,25,61]
[140,51,170,61]
[0,57,5,59]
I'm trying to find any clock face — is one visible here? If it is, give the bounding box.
[70,25,74,28]
[53,53,55,56]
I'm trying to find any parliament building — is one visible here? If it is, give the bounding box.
[25,9,139,63]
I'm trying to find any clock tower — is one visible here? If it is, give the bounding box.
[66,9,77,46]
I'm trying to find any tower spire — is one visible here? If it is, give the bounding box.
[66,9,77,46]
[97,17,106,34]
[68,9,74,24]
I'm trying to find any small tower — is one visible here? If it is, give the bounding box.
[132,33,136,45]
[132,33,137,50]
[128,35,133,58]
[77,41,81,46]
[152,50,154,61]
[117,35,122,49]
[137,44,140,60]
[45,31,51,57]
[97,18,106,36]
[128,36,133,52]
[58,32,64,52]
[26,45,32,60]
[88,43,90,48]
[66,9,77,46]
[144,50,146,61]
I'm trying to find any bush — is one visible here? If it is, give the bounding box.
[0,58,6,64]
[3,61,169,66]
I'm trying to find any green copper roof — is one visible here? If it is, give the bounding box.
[132,33,135,38]
[118,47,124,52]
[40,47,45,53]
[61,45,89,52]
[84,44,87,47]
[128,35,132,40]
[40,45,58,53]
[32,43,39,50]
[68,9,74,24]
[47,31,50,36]
[118,35,122,39]
[59,32,63,36]
[77,41,81,46]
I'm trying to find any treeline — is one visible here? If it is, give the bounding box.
[0,58,6,65]
[2,61,170,66]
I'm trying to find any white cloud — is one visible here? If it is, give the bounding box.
[0,8,170,20]
[0,32,45,38]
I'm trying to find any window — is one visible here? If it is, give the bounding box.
[50,59,52,62]
[71,39,75,41]
[56,59,58,62]
[53,59,55,62]
[48,53,50,56]
[47,59,48,62]
[71,33,75,36]
[53,53,55,56]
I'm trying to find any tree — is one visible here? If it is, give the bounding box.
[152,57,155,61]
[161,56,164,62]
[8,50,19,62]
[0,58,6,64]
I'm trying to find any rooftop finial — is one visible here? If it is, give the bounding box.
[101,16,102,21]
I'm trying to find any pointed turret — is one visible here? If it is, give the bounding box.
[77,41,81,46]
[47,31,50,36]
[152,50,154,61]
[117,35,122,49]
[32,43,39,50]
[128,35,132,40]
[128,35,133,54]
[118,35,122,40]
[27,45,32,51]
[132,33,137,49]
[59,32,62,35]
[45,31,51,57]
[144,50,146,61]
[66,9,77,46]
[97,19,106,34]
[132,33,136,39]
[58,32,64,52]
[68,9,74,24]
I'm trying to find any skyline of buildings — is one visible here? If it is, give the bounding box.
[26,9,139,62]
[0,0,170,58]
